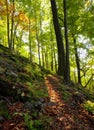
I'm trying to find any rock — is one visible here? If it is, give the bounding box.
[0,100,9,118]
[24,101,35,112]
[0,79,29,102]
[24,101,43,113]
[39,98,45,103]
[6,70,18,77]
[0,116,5,122]
[35,101,42,107]
[0,58,7,65]
[0,67,5,74]
[0,78,17,97]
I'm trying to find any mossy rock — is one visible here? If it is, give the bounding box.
[0,100,9,118]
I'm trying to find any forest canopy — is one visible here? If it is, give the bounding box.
[0,0,94,93]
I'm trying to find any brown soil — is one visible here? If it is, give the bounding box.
[45,75,94,130]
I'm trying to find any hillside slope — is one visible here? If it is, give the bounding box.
[0,44,48,100]
[0,44,94,130]
[0,44,49,130]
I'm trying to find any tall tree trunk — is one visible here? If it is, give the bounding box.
[73,37,81,84]
[36,33,41,66]
[45,48,48,69]
[28,18,32,62]
[5,0,10,49]
[63,0,70,83]
[13,22,19,50]
[41,46,45,68]
[54,51,57,73]
[50,22,54,71]
[10,0,15,51]
[51,46,54,71]
[50,0,66,79]
[35,5,41,66]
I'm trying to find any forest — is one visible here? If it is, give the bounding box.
[0,0,94,130]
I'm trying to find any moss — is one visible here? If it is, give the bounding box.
[0,100,10,118]
[84,100,94,114]
[58,84,72,102]
[18,72,32,83]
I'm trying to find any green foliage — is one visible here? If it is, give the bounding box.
[0,0,94,113]
[0,100,10,119]
[24,113,36,130]
[58,84,72,102]
[0,44,49,106]
[84,100,94,114]
[26,81,48,99]
[24,113,51,130]
[33,119,44,130]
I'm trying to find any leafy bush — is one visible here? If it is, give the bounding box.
[24,113,48,130]
[24,113,36,130]
[84,100,94,114]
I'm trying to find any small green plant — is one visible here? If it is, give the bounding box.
[24,113,36,130]
[84,100,94,114]
[0,100,11,119]
[33,119,44,130]
[24,113,46,130]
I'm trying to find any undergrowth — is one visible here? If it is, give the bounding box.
[24,113,51,130]
[58,83,72,102]
[83,100,94,114]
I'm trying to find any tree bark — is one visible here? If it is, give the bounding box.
[35,6,41,66]
[84,75,93,88]
[41,46,45,68]
[54,51,57,73]
[50,0,66,79]
[10,0,15,51]
[63,0,70,83]
[73,37,81,85]
[50,23,54,71]
[28,18,32,62]
[5,0,10,49]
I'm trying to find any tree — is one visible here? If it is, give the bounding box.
[50,0,66,80]
[63,0,70,83]
[73,36,81,84]
[5,0,10,49]
[28,17,32,62]
[0,0,94,92]
[10,0,15,50]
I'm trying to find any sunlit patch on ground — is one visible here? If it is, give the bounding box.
[45,75,94,130]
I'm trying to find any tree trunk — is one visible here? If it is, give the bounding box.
[45,49,48,69]
[84,75,93,88]
[41,46,45,68]
[5,0,10,49]
[35,6,41,66]
[54,51,57,73]
[50,0,66,79]
[36,33,41,66]
[28,18,32,62]
[10,0,15,51]
[50,23,54,71]
[73,37,81,84]
[13,22,19,50]
[63,0,70,83]
[51,47,54,71]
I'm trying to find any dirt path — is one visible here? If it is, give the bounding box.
[45,75,94,130]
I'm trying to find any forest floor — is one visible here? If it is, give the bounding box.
[0,44,94,130]
[44,75,94,130]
